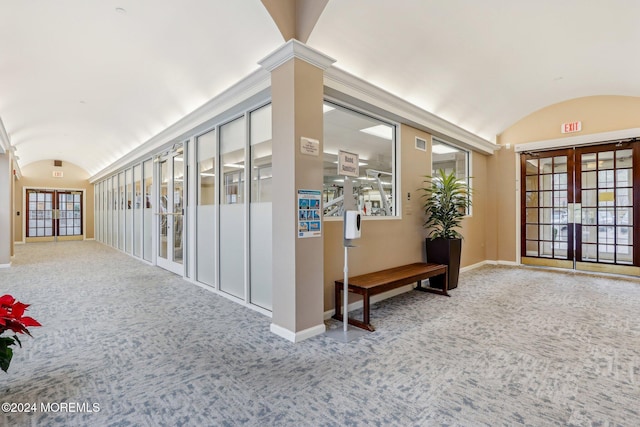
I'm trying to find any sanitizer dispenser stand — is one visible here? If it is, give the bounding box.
[326,176,368,343]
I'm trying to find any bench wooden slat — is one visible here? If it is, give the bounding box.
[335,262,446,289]
[333,262,448,331]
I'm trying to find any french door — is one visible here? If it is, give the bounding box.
[156,145,185,275]
[521,142,640,275]
[26,189,84,242]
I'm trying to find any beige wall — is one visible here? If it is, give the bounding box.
[494,95,640,263]
[13,160,94,241]
[321,124,490,311]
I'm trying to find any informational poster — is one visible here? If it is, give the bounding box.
[298,189,322,238]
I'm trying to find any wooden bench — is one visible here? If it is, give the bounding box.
[332,262,448,331]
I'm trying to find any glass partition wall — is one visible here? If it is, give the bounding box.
[94,102,273,312]
[219,117,246,299]
[196,129,216,286]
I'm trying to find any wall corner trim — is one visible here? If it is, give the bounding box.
[270,322,326,343]
[258,39,336,72]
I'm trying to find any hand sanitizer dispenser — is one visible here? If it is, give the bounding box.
[344,210,361,239]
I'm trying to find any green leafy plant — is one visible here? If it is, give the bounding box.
[0,294,41,373]
[421,169,471,239]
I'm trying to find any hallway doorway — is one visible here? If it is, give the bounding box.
[25,189,84,242]
[156,145,185,275]
[521,141,640,275]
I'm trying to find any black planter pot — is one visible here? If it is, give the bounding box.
[425,237,462,290]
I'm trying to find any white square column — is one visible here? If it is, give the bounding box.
[259,41,335,342]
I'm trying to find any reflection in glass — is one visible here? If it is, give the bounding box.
[159,160,168,259]
[220,117,246,299]
[133,164,142,258]
[173,153,184,265]
[143,160,153,262]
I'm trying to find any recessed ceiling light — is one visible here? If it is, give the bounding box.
[432,144,459,154]
[115,7,126,14]
[360,125,393,140]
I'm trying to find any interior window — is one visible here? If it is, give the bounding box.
[432,138,471,215]
[323,101,396,217]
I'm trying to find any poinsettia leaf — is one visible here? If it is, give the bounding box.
[13,334,22,348]
[20,317,41,327]
[0,336,16,346]
[0,346,13,373]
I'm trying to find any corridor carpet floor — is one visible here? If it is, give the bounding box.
[1,241,640,426]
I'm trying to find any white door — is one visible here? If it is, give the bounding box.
[157,146,185,275]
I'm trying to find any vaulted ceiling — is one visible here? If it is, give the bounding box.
[2,1,640,177]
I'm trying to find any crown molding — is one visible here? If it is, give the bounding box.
[514,128,640,153]
[259,39,336,72]
[0,117,10,154]
[324,67,498,155]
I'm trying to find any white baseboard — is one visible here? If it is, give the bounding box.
[461,260,520,271]
[270,322,326,343]
[0,262,11,269]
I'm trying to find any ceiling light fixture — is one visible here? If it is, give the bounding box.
[431,144,459,154]
[360,125,393,140]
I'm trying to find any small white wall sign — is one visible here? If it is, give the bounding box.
[300,137,319,156]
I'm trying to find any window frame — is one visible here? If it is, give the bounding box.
[431,137,472,216]
[322,98,400,220]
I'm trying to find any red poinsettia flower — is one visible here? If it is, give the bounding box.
[1,299,40,333]
[1,294,41,372]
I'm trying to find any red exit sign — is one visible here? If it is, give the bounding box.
[561,121,582,134]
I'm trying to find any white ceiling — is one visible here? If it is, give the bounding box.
[3,0,640,177]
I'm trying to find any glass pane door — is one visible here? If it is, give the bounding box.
[521,150,574,268]
[25,189,83,242]
[57,191,83,239]
[521,142,639,274]
[575,145,637,273]
[26,190,54,241]
[156,145,185,275]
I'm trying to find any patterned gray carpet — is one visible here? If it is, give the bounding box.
[1,241,640,426]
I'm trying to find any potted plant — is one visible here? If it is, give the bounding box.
[421,169,471,290]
